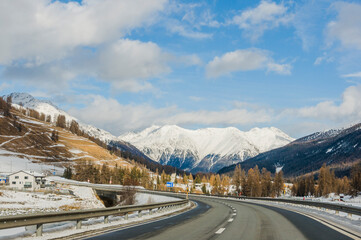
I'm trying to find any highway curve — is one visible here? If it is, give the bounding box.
[86,196,354,240]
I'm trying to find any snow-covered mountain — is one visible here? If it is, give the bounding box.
[6,93,117,143]
[219,123,361,177]
[119,125,294,173]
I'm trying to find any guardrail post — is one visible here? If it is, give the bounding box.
[36,223,43,237]
[138,211,142,218]
[335,210,339,215]
[104,215,109,224]
[124,213,128,220]
[348,213,352,219]
[76,220,82,229]
[149,209,153,215]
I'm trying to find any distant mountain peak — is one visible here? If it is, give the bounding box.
[119,124,294,173]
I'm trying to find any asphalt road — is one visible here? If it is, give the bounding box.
[86,196,353,240]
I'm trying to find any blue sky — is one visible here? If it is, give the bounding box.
[1,0,361,137]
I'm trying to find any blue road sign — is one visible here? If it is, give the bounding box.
[166,182,174,187]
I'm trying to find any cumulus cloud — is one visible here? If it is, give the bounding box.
[69,95,273,134]
[94,39,171,91]
[0,0,167,64]
[284,85,361,122]
[206,49,291,78]
[0,0,179,93]
[230,0,292,41]
[327,2,361,50]
[68,85,361,137]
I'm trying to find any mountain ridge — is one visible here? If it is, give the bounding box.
[119,125,294,173]
[218,123,361,177]
[3,92,188,175]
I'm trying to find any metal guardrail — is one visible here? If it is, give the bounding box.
[51,179,361,222]
[244,197,361,216]
[0,199,189,237]
[137,189,361,217]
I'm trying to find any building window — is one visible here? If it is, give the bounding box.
[24,176,28,179]
[15,176,19,179]
[12,181,16,184]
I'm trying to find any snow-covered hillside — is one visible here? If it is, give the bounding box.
[119,125,294,173]
[6,93,117,143]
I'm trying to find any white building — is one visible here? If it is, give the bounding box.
[9,170,46,191]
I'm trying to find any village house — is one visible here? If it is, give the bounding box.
[8,170,46,191]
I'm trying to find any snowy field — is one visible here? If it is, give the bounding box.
[0,178,183,240]
[0,185,104,239]
[0,186,104,216]
[0,149,64,175]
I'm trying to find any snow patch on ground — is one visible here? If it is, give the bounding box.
[135,193,179,205]
[0,149,64,174]
[18,118,44,125]
[68,149,83,154]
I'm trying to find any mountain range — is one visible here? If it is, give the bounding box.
[120,125,294,173]
[4,93,167,173]
[5,93,295,173]
[218,123,361,177]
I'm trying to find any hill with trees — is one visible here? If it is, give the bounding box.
[218,123,361,178]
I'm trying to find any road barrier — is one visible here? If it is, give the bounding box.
[136,189,361,217]
[244,196,361,216]
[0,199,188,237]
[50,179,361,223]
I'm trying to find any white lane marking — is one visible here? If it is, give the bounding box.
[233,213,237,216]
[215,228,226,234]
[228,218,234,222]
[233,209,237,212]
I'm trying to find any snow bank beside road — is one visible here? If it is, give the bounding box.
[135,192,179,205]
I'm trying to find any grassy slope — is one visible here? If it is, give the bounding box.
[0,109,133,172]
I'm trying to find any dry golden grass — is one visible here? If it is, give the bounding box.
[1,109,136,171]
[56,128,133,168]
[59,204,81,211]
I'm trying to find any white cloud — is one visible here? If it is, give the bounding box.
[94,39,171,91]
[69,95,273,134]
[314,52,335,65]
[206,49,291,78]
[327,2,361,50]
[0,0,167,64]
[266,62,291,75]
[69,85,361,137]
[231,0,292,41]
[68,95,178,134]
[342,72,361,78]
[3,37,198,93]
[284,85,361,122]
[167,109,272,126]
[166,20,212,39]
[163,2,218,39]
